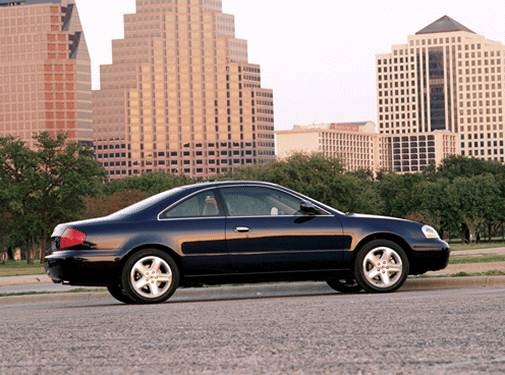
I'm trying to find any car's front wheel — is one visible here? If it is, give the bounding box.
[354,240,409,293]
[121,249,179,304]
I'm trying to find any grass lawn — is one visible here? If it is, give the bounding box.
[448,241,505,251]
[449,255,505,265]
[0,261,45,277]
[449,270,505,277]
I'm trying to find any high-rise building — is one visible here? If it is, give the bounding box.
[0,0,92,147]
[377,15,505,165]
[93,0,275,178]
[276,122,382,172]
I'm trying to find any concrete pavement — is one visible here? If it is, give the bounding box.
[1,286,505,374]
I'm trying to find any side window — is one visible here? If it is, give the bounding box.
[160,190,221,219]
[220,187,305,217]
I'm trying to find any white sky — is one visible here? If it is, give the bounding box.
[75,0,505,130]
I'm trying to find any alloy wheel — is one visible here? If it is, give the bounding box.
[362,246,403,288]
[130,256,173,299]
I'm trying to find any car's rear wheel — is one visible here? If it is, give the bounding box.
[121,249,179,304]
[354,240,409,293]
[326,277,362,293]
[107,283,134,304]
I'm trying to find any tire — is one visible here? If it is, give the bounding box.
[107,283,135,304]
[326,277,363,293]
[121,249,180,304]
[354,239,409,293]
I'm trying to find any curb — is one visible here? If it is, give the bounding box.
[1,275,505,305]
[0,274,51,287]
[404,275,505,290]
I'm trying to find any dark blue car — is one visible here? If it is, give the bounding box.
[44,181,449,304]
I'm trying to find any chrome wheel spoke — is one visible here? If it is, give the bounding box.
[388,263,402,272]
[149,282,160,296]
[367,268,380,279]
[364,253,379,268]
[380,271,391,286]
[150,258,162,272]
[134,278,148,290]
[133,264,148,277]
[157,274,172,283]
[381,248,393,262]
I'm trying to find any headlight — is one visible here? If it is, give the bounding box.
[422,225,439,239]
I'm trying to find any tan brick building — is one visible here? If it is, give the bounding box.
[377,15,504,163]
[0,0,92,147]
[276,122,383,172]
[276,123,457,174]
[93,0,275,178]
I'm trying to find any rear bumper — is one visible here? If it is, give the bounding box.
[44,250,120,286]
[410,239,450,274]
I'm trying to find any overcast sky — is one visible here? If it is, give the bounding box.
[75,0,505,130]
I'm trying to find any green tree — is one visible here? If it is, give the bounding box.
[374,172,424,218]
[449,174,501,242]
[31,133,105,261]
[0,137,39,261]
[416,178,460,238]
[0,133,105,263]
[83,190,150,219]
[438,156,505,179]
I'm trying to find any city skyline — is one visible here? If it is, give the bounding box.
[75,0,505,130]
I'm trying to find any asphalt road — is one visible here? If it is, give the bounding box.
[1,286,505,374]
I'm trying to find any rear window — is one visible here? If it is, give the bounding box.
[108,187,183,219]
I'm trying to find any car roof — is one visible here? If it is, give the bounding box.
[179,180,282,191]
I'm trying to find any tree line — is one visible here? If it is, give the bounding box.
[1,134,504,262]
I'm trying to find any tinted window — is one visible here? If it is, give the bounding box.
[161,190,221,219]
[220,187,308,217]
[109,187,184,219]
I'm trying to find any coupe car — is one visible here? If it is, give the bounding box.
[44,181,449,304]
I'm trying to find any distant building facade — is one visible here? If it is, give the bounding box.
[93,0,275,179]
[380,131,457,173]
[377,15,505,166]
[276,122,382,172]
[276,123,457,174]
[0,0,92,147]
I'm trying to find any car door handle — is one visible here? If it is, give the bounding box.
[234,226,250,233]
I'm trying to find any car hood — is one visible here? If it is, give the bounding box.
[345,213,418,225]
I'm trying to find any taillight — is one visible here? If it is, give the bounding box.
[59,228,86,250]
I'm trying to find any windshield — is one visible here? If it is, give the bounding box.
[108,187,184,219]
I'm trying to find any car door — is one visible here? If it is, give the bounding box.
[157,189,230,276]
[219,186,349,274]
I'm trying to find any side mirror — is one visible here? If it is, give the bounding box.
[300,201,318,215]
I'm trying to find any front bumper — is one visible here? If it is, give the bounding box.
[410,239,450,274]
[44,250,120,286]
